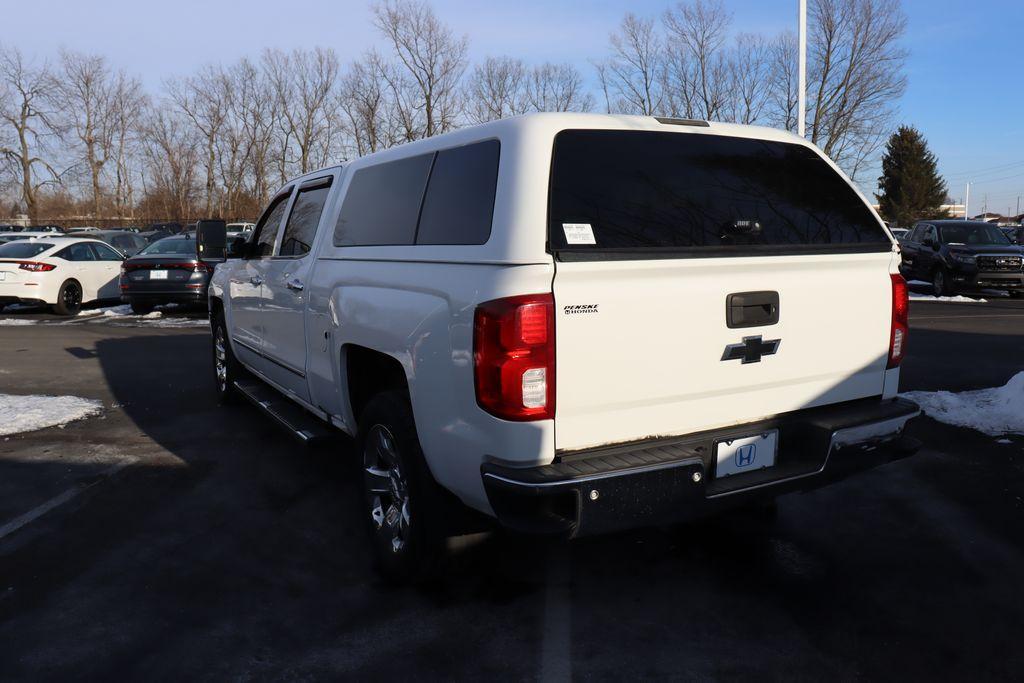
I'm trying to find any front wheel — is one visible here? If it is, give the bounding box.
[932,268,953,297]
[52,280,82,316]
[211,316,241,404]
[358,391,446,583]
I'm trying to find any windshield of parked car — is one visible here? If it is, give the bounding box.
[938,223,1011,246]
[0,241,54,258]
[548,130,889,257]
[138,238,197,256]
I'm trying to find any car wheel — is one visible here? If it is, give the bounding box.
[358,390,446,583]
[211,316,241,404]
[52,280,82,316]
[130,300,154,315]
[932,268,952,297]
[1010,291,1023,299]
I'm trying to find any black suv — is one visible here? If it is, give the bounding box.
[900,220,1024,297]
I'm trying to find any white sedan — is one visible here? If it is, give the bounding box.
[0,237,125,315]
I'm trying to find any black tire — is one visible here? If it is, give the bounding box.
[357,390,447,583]
[52,280,83,316]
[211,314,242,404]
[932,267,953,297]
[1010,291,1024,299]
[130,300,155,315]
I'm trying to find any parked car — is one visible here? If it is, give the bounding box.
[119,235,213,314]
[92,230,148,257]
[29,224,64,233]
[146,221,184,235]
[65,226,102,234]
[200,114,923,581]
[900,220,1024,297]
[0,231,68,244]
[0,237,124,315]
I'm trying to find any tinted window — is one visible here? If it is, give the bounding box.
[548,130,889,257]
[0,241,52,258]
[253,192,292,257]
[938,223,1010,246]
[139,238,197,256]
[415,141,499,245]
[333,154,433,246]
[57,243,97,261]
[91,242,124,260]
[279,181,332,256]
[112,235,134,249]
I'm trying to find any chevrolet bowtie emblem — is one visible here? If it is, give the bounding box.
[721,335,781,364]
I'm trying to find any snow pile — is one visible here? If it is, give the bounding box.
[909,294,987,303]
[0,318,35,326]
[901,372,1024,436]
[0,393,103,436]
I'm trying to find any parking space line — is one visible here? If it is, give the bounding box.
[0,458,137,542]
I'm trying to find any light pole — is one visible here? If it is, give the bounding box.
[798,0,807,138]
[964,182,970,220]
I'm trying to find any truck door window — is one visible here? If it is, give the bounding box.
[278,178,333,257]
[252,191,292,258]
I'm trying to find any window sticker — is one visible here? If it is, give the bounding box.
[562,223,596,245]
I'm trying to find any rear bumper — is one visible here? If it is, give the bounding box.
[482,397,920,537]
[121,289,208,306]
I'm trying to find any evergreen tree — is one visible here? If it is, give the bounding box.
[876,126,948,227]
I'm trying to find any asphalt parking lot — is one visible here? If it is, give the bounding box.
[1,296,1022,680]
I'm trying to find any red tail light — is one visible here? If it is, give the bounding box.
[474,293,555,421]
[18,261,56,272]
[888,274,909,368]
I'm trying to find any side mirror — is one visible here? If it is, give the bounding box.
[227,236,248,258]
[196,219,227,263]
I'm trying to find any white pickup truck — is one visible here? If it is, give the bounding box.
[202,113,920,581]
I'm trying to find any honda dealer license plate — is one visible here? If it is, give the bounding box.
[150,270,168,280]
[715,430,778,478]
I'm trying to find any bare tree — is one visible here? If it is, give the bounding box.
[338,51,404,156]
[110,73,146,216]
[228,58,277,205]
[0,46,61,221]
[526,62,594,113]
[166,65,231,216]
[139,107,198,220]
[263,47,341,181]
[598,13,663,115]
[765,31,799,132]
[465,56,528,124]
[663,0,732,120]
[806,0,908,176]
[726,33,770,125]
[373,0,468,139]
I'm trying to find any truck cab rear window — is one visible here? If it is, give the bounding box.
[548,130,889,258]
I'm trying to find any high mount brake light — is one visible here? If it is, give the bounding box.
[888,274,909,369]
[473,293,555,421]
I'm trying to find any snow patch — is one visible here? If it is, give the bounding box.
[996,439,1013,444]
[901,372,1024,436]
[909,294,987,303]
[0,393,104,436]
[0,319,36,326]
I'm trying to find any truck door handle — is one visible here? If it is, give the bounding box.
[726,291,779,329]
[250,275,264,286]
[285,277,304,292]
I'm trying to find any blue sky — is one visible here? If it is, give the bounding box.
[8,0,1024,214]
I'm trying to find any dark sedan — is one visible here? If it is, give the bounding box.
[119,235,212,314]
[93,230,149,257]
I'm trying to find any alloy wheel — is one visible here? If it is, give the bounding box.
[214,326,228,393]
[363,424,412,554]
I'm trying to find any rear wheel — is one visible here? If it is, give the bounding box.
[130,300,155,315]
[211,315,241,404]
[932,268,953,297]
[52,280,82,316]
[358,391,446,583]
[1010,291,1024,299]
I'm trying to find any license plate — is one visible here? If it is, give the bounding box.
[149,270,168,280]
[715,430,778,478]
